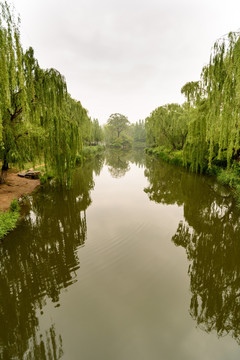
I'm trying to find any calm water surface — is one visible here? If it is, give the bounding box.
[0,150,240,359]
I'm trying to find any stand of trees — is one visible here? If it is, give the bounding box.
[145,103,188,151]
[145,31,240,174]
[90,119,103,145]
[0,2,96,184]
[104,113,146,148]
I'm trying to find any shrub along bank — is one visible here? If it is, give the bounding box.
[0,199,20,240]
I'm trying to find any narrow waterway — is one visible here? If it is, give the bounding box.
[0,149,240,360]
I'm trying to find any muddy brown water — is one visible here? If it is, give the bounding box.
[0,150,240,359]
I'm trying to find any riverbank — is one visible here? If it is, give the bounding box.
[0,170,40,212]
[0,145,105,240]
[0,171,40,240]
[0,145,105,211]
[145,146,240,206]
[145,146,184,167]
[0,199,20,239]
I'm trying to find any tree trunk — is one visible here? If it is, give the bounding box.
[0,157,9,184]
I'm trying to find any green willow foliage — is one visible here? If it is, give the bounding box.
[145,103,188,150]
[203,33,240,168]
[146,31,240,174]
[0,1,92,184]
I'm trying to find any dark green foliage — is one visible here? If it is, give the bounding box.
[9,198,20,212]
[0,199,20,239]
[40,171,54,185]
[145,146,184,167]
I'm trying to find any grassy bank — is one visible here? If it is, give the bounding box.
[145,146,240,206]
[0,199,20,240]
[145,146,184,167]
[216,165,240,206]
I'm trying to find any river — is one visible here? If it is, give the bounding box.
[0,149,240,359]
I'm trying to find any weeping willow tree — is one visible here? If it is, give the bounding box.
[39,71,84,184]
[203,32,240,168]
[0,1,28,181]
[146,30,240,175]
[180,81,209,172]
[182,32,240,171]
[0,1,92,184]
[145,103,188,150]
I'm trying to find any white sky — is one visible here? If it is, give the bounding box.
[12,0,240,124]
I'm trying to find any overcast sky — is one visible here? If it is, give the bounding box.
[12,0,240,124]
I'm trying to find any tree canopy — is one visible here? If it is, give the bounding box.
[145,30,240,174]
[104,114,146,148]
[104,113,132,148]
[0,1,93,184]
[107,113,129,138]
[145,103,188,150]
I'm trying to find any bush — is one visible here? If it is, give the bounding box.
[10,198,20,212]
[40,174,48,185]
[217,166,240,187]
[206,165,221,177]
[146,146,184,167]
[75,153,83,165]
[40,171,54,185]
[0,199,20,240]
[234,184,240,208]
[82,145,105,159]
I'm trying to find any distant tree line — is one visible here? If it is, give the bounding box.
[0,1,101,184]
[145,31,240,174]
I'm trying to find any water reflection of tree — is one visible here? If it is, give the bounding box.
[105,149,145,178]
[0,158,102,359]
[91,153,105,177]
[128,149,146,168]
[105,150,131,178]
[144,156,240,344]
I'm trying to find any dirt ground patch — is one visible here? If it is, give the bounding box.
[0,171,40,212]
